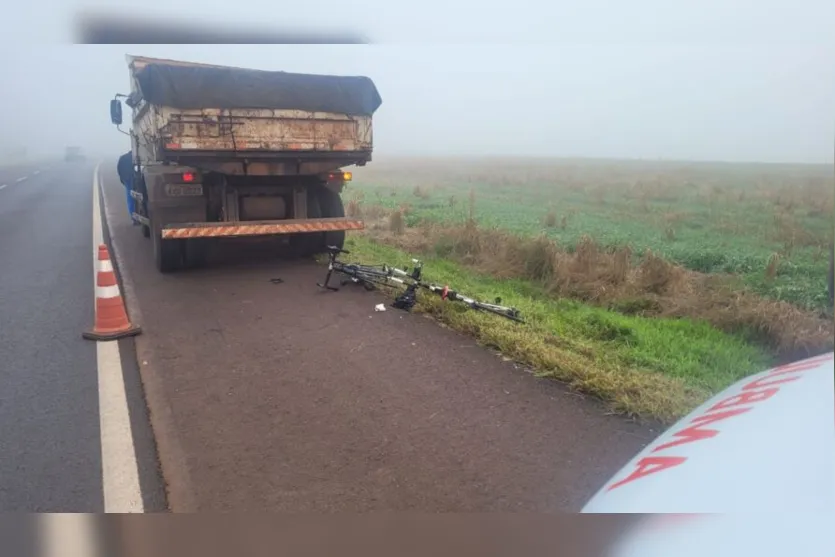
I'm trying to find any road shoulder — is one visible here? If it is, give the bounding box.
[99,162,658,512]
[98,165,183,511]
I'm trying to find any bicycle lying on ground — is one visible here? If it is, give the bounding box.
[317,246,525,323]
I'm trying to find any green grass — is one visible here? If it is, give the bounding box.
[349,160,833,312]
[341,235,772,423]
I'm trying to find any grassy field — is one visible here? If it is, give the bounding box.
[349,157,834,312]
[337,157,834,422]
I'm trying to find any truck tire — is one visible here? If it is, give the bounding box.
[151,225,183,273]
[183,238,208,269]
[134,172,150,240]
[317,186,346,250]
[290,191,323,257]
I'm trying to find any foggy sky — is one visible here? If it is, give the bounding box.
[1,2,833,164]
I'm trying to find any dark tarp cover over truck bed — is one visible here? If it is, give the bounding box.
[134,63,383,116]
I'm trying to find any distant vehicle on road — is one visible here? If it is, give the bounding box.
[64,146,85,162]
[109,55,383,273]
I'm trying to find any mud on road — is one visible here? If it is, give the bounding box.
[100,165,657,512]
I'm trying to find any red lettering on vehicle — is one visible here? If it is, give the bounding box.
[607,456,688,491]
[651,407,751,453]
[742,356,831,390]
[708,387,779,412]
[766,355,833,378]
[742,375,799,391]
[602,355,831,492]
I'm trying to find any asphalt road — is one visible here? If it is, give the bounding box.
[100,164,658,513]
[0,161,163,513]
[0,158,657,517]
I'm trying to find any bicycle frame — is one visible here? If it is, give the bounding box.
[317,246,524,323]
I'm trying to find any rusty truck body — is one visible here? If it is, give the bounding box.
[110,55,382,272]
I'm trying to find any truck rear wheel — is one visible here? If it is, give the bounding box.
[290,191,324,257]
[183,238,208,269]
[290,186,346,256]
[317,186,346,250]
[134,172,151,239]
[152,225,183,273]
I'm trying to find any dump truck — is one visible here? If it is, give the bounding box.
[109,55,382,273]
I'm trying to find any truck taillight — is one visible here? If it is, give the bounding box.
[182,172,195,182]
[328,172,352,181]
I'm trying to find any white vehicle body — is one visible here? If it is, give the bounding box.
[583,352,834,513]
[583,352,835,556]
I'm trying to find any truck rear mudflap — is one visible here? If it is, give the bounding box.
[160,217,364,239]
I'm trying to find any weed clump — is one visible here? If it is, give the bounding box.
[388,210,405,235]
[413,185,431,199]
[764,253,780,281]
[543,208,558,228]
[345,198,362,218]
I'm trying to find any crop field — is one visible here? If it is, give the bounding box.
[339,157,834,422]
[349,157,834,311]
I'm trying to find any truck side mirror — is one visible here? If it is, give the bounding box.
[110,99,123,125]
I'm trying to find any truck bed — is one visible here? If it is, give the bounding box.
[136,106,372,156]
[127,55,380,165]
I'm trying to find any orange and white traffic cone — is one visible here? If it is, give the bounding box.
[83,244,141,341]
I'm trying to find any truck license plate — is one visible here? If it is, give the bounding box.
[165,184,203,197]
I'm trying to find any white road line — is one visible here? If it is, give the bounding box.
[33,169,40,175]
[15,176,27,183]
[92,164,145,513]
[41,514,100,557]
[0,184,6,190]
